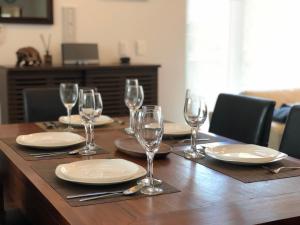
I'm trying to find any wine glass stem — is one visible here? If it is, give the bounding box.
[146,155,151,178]
[67,107,72,129]
[191,127,197,152]
[88,122,93,147]
[146,152,155,188]
[84,123,90,149]
[129,109,135,131]
[90,122,95,147]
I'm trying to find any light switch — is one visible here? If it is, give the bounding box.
[0,25,6,45]
[62,7,76,42]
[135,40,147,56]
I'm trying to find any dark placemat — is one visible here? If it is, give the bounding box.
[165,132,238,147]
[31,161,180,207]
[173,146,300,183]
[36,119,128,132]
[1,138,110,161]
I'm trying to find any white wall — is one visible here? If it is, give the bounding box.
[0,0,187,122]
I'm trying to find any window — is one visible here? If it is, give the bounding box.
[186,0,300,109]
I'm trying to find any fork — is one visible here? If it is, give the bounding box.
[179,138,210,143]
[263,166,300,174]
[30,149,80,158]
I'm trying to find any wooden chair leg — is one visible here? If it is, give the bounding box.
[0,182,3,213]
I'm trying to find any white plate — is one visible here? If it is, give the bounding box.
[55,159,147,185]
[16,132,85,149]
[59,115,114,127]
[205,144,288,165]
[164,123,191,136]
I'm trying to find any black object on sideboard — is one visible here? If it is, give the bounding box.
[0,64,160,124]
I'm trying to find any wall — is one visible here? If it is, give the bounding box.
[0,0,187,122]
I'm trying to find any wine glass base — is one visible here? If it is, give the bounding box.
[141,186,163,195]
[79,149,97,156]
[184,149,205,159]
[124,127,134,135]
[89,144,98,150]
[63,126,74,132]
[137,177,162,186]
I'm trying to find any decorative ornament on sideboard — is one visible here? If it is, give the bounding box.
[16,47,42,67]
[40,33,52,66]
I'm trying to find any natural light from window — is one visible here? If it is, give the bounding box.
[186,0,300,109]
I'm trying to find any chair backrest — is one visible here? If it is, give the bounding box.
[23,87,78,122]
[209,93,275,146]
[279,106,300,158]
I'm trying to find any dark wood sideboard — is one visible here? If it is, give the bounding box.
[0,64,160,124]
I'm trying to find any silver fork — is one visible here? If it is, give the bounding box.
[30,149,80,158]
[179,138,210,143]
[263,166,300,174]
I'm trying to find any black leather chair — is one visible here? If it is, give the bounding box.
[209,93,275,146]
[23,88,78,122]
[279,105,300,158]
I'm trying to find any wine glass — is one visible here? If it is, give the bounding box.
[89,92,103,149]
[134,109,162,186]
[124,79,144,134]
[184,89,208,159]
[136,105,164,195]
[59,83,79,131]
[78,88,96,156]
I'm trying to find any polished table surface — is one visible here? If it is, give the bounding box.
[0,122,300,225]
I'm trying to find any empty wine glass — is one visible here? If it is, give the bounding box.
[79,88,96,156]
[184,89,208,159]
[124,80,144,134]
[134,109,162,186]
[59,83,79,131]
[136,105,164,195]
[89,92,103,149]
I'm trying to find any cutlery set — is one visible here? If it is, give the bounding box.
[43,121,58,129]
[67,184,144,202]
[263,166,300,174]
[30,149,80,158]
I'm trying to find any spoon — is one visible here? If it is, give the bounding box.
[79,184,144,202]
[263,166,300,174]
[31,149,80,158]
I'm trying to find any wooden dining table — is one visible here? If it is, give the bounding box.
[0,120,300,225]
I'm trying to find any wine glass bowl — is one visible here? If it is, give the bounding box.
[124,79,144,135]
[59,83,79,131]
[184,89,208,159]
[89,92,103,149]
[78,89,96,156]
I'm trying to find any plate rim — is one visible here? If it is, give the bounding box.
[16,132,85,149]
[58,114,114,127]
[114,137,172,158]
[55,159,147,185]
[205,144,288,165]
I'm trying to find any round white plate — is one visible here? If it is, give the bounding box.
[205,144,288,165]
[164,123,191,137]
[59,115,114,127]
[55,159,147,185]
[16,132,85,149]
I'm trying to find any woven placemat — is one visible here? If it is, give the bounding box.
[1,138,110,161]
[31,161,180,207]
[173,146,300,183]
